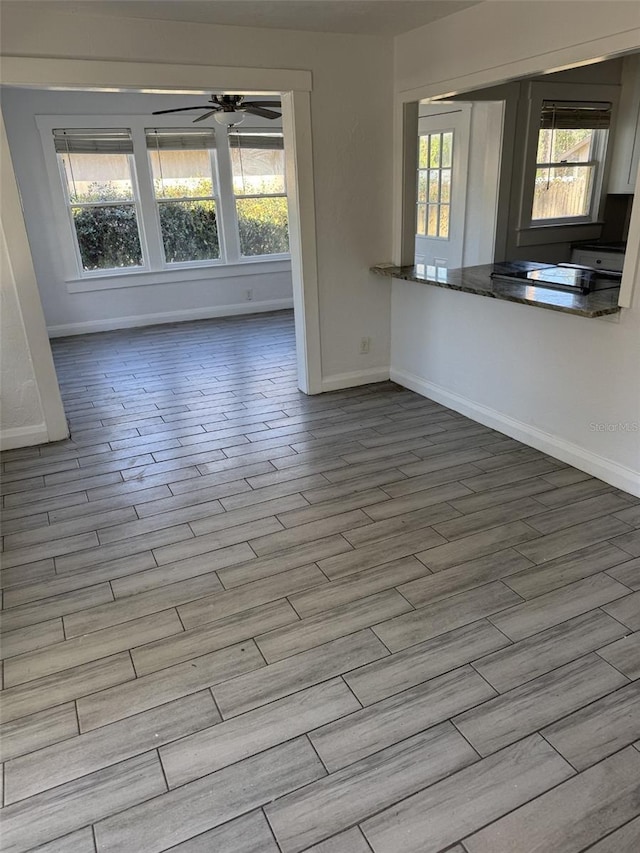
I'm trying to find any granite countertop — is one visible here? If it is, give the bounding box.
[371,262,621,318]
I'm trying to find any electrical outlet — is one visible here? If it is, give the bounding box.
[245,288,253,301]
[359,336,371,355]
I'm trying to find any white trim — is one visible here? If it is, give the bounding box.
[391,367,640,498]
[281,90,322,394]
[0,424,49,451]
[321,367,391,393]
[66,259,291,292]
[47,299,294,337]
[0,57,312,94]
[1,116,69,443]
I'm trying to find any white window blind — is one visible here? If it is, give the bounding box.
[53,128,134,154]
[145,128,217,150]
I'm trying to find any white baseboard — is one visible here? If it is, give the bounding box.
[321,367,391,393]
[0,423,49,451]
[391,367,640,497]
[47,300,294,337]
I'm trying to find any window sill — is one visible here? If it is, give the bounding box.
[515,221,603,247]
[66,256,292,293]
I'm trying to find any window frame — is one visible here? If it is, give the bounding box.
[230,132,290,259]
[146,128,226,269]
[37,114,292,285]
[55,142,149,277]
[517,82,619,240]
[415,129,453,241]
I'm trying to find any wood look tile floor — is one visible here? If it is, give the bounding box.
[1,309,640,853]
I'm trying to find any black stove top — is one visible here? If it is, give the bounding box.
[491,262,621,294]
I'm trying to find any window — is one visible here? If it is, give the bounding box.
[147,128,220,264]
[416,131,452,239]
[48,119,291,280]
[230,133,289,256]
[54,128,143,271]
[531,101,611,223]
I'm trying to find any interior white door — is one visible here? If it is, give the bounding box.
[415,104,471,271]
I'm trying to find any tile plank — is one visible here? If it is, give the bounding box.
[1,752,167,853]
[2,652,135,724]
[132,599,298,675]
[4,610,183,686]
[266,721,478,853]
[473,609,629,692]
[464,748,640,853]
[178,564,326,628]
[161,811,279,853]
[0,704,79,763]
[160,679,359,788]
[5,691,219,804]
[602,591,640,630]
[360,735,574,853]
[93,738,325,853]
[374,581,521,652]
[310,666,494,771]
[213,630,388,718]
[257,589,412,663]
[77,641,264,731]
[345,619,509,706]
[543,681,640,769]
[503,541,633,598]
[490,573,631,640]
[453,654,627,756]
[598,631,640,679]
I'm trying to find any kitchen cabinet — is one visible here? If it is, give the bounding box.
[571,247,624,272]
[608,54,640,194]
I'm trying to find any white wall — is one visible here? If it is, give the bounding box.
[392,1,640,494]
[1,88,295,335]
[1,6,394,384]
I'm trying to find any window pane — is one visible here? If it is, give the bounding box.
[439,205,450,239]
[532,165,593,220]
[417,171,428,203]
[232,147,286,195]
[158,200,220,262]
[429,134,441,168]
[416,203,426,235]
[60,153,134,203]
[536,128,593,164]
[428,170,440,203]
[427,204,439,237]
[418,136,429,169]
[72,205,142,270]
[441,133,453,168]
[237,196,289,256]
[440,169,451,203]
[149,149,214,198]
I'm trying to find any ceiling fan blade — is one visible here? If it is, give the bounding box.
[152,106,215,115]
[193,110,220,123]
[243,106,282,120]
[242,101,282,108]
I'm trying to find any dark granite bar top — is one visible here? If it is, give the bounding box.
[370,262,621,318]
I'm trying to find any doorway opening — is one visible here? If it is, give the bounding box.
[1,58,321,448]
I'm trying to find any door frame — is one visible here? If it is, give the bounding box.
[0,56,323,448]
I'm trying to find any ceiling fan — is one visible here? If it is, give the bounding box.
[152,94,281,126]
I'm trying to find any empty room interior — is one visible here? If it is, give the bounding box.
[2,1,640,852]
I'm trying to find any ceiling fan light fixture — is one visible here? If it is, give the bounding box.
[214,111,246,127]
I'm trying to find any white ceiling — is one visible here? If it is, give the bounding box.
[3,1,482,37]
